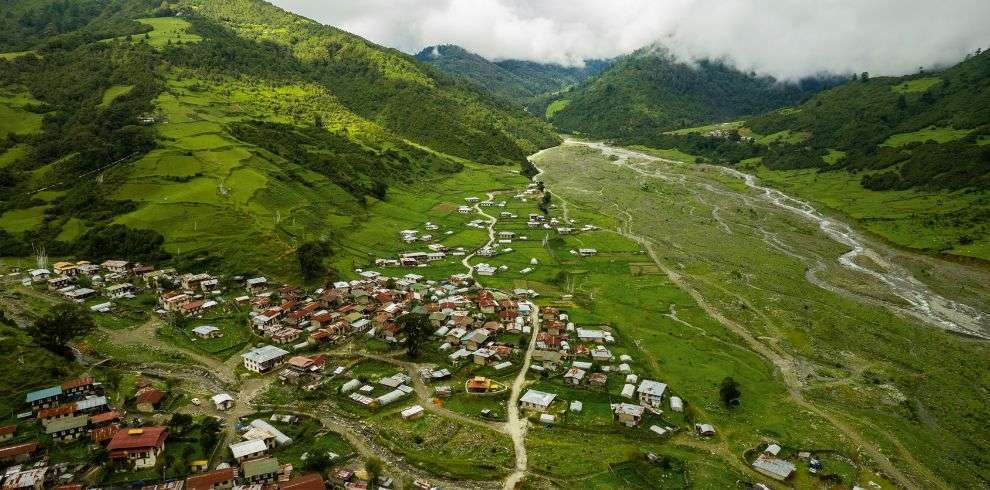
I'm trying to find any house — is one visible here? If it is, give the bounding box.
[246,277,268,294]
[242,345,290,373]
[279,473,325,490]
[28,269,51,282]
[613,403,646,427]
[136,387,165,412]
[669,396,684,412]
[1,467,47,490]
[519,389,556,412]
[105,283,135,299]
[91,424,121,445]
[47,275,72,290]
[38,404,76,425]
[578,248,598,257]
[241,457,280,484]
[590,346,613,362]
[75,395,108,413]
[230,439,268,462]
[211,393,234,411]
[576,328,607,343]
[0,425,14,443]
[106,426,168,470]
[466,376,493,393]
[243,427,276,449]
[620,384,636,399]
[473,348,495,366]
[570,401,583,413]
[0,442,39,464]
[588,372,608,389]
[101,260,131,274]
[25,386,62,410]
[532,349,562,370]
[45,414,89,441]
[186,467,236,490]
[400,405,425,420]
[61,377,96,398]
[193,325,222,339]
[752,454,796,481]
[637,379,667,409]
[563,367,586,385]
[89,410,122,428]
[251,419,292,446]
[695,423,716,437]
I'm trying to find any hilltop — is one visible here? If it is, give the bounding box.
[548,45,840,138]
[415,44,609,112]
[0,0,559,280]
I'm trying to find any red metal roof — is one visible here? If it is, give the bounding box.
[91,424,120,444]
[106,426,168,452]
[37,403,76,419]
[89,410,122,425]
[279,473,325,490]
[186,468,236,490]
[136,387,165,405]
[0,442,38,460]
[61,377,93,390]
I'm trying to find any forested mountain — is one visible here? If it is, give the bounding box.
[415,44,609,111]
[746,50,990,191]
[0,0,558,277]
[549,45,841,138]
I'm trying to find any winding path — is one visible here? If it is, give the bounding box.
[462,192,499,279]
[502,306,540,490]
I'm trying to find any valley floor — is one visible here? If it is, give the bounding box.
[2,139,988,489]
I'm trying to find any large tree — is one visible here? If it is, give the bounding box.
[398,312,432,359]
[30,303,96,357]
[719,376,741,408]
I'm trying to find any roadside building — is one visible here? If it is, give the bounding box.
[107,426,169,469]
[519,389,556,412]
[242,345,290,373]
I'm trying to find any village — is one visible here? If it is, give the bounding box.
[0,177,826,490]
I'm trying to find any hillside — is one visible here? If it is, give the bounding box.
[415,44,609,111]
[550,45,839,138]
[621,50,990,260]
[0,0,559,279]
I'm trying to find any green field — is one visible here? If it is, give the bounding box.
[544,99,570,119]
[890,77,941,93]
[881,126,973,146]
[99,84,134,107]
[0,86,44,136]
[531,142,990,489]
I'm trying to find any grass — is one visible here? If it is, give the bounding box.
[0,51,35,60]
[0,205,48,233]
[531,142,987,488]
[890,77,941,94]
[0,86,44,136]
[545,99,570,119]
[127,17,203,47]
[881,126,972,146]
[99,84,134,107]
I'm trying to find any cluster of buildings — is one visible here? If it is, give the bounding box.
[516,306,684,432]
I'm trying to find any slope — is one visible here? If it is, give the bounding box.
[0,0,559,280]
[625,49,990,260]
[415,44,609,111]
[550,45,837,139]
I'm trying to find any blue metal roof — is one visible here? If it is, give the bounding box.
[25,386,62,403]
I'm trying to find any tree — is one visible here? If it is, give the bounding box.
[719,377,741,407]
[365,457,384,487]
[303,452,332,473]
[297,241,332,281]
[30,303,96,356]
[398,312,431,359]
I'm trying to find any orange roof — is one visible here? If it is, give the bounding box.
[279,473,325,490]
[91,424,120,444]
[89,410,122,425]
[186,468,236,490]
[288,356,314,369]
[136,388,165,405]
[38,404,76,419]
[106,426,168,452]
[61,377,93,390]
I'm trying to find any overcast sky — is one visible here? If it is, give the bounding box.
[270,0,990,80]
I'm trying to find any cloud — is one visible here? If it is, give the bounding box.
[270,0,990,79]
